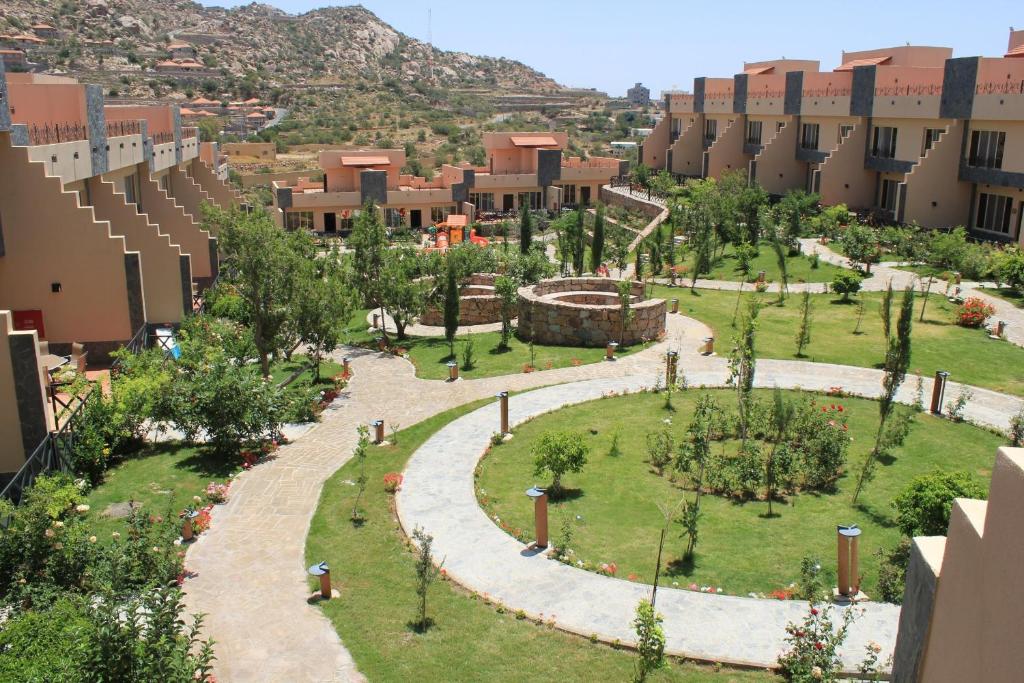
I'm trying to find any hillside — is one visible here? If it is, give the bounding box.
[0,1,561,98]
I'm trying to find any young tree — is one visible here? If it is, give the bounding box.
[443,256,460,358]
[590,203,606,273]
[831,272,863,302]
[765,388,795,517]
[794,290,813,357]
[663,221,677,285]
[532,430,589,494]
[853,286,915,504]
[648,226,664,278]
[769,233,789,302]
[879,280,894,343]
[841,222,880,274]
[494,275,518,350]
[293,250,355,381]
[632,600,666,683]
[347,200,389,339]
[618,279,635,344]
[728,299,760,444]
[380,247,429,340]
[411,526,443,632]
[519,207,533,254]
[571,208,587,275]
[350,426,369,523]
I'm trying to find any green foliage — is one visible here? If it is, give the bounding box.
[411,526,443,631]
[532,431,589,493]
[734,242,758,276]
[347,199,389,311]
[795,556,827,602]
[519,207,533,254]
[875,539,911,604]
[292,248,356,378]
[590,203,606,273]
[794,290,813,357]
[632,600,666,682]
[380,247,430,340]
[777,605,856,682]
[830,271,863,301]
[645,424,675,475]
[351,426,370,523]
[443,257,460,357]
[494,275,518,349]
[728,299,759,442]
[460,335,476,371]
[994,246,1024,292]
[893,470,987,537]
[840,223,880,273]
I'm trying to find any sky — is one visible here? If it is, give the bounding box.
[196,0,1021,96]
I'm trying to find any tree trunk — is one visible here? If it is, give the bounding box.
[260,351,270,379]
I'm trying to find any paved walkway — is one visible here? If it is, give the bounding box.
[183,306,1022,680]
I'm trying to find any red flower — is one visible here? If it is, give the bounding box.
[837,405,844,412]
[810,608,818,615]
[814,641,823,650]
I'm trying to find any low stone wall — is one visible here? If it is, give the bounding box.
[517,277,666,347]
[420,273,504,326]
[599,185,665,219]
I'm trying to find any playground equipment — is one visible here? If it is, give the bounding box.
[424,214,488,252]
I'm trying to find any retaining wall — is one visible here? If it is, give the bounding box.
[420,273,504,326]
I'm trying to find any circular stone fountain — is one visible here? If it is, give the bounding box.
[420,273,504,326]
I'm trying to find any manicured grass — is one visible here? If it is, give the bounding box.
[698,242,846,284]
[268,356,345,386]
[982,286,1024,309]
[657,285,1024,397]
[343,309,649,381]
[476,390,1001,598]
[307,400,774,682]
[84,443,233,540]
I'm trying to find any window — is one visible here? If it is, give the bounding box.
[776,121,785,132]
[384,208,402,228]
[517,191,541,211]
[431,205,453,223]
[285,210,313,230]
[560,184,577,205]
[800,123,820,151]
[975,193,1013,234]
[922,128,943,155]
[968,130,1006,169]
[839,125,855,142]
[670,118,682,142]
[123,174,138,206]
[703,119,717,145]
[745,120,763,146]
[878,179,899,213]
[872,126,898,159]
[469,192,494,212]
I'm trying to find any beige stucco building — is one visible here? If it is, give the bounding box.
[643,31,1024,245]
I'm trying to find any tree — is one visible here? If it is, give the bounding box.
[532,430,589,494]
[618,279,635,344]
[411,526,443,632]
[519,207,533,254]
[879,280,894,343]
[590,203,606,273]
[347,200,389,339]
[840,223,880,274]
[632,600,666,683]
[794,290,813,357]
[350,426,369,523]
[831,272,863,302]
[893,470,986,537]
[994,245,1024,292]
[769,232,789,301]
[380,247,429,340]
[443,257,460,358]
[494,275,518,350]
[728,299,760,444]
[570,208,586,276]
[293,249,355,381]
[853,286,915,504]
[648,226,664,278]
[765,388,795,517]
[208,205,308,377]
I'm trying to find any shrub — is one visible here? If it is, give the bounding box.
[830,272,863,302]
[532,430,589,493]
[777,604,856,682]
[383,472,403,493]
[955,297,994,328]
[876,539,911,604]
[893,470,987,537]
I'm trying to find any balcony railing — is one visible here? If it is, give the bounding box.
[975,81,1024,95]
[182,126,199,140]
[25,121,88,145]
[748,90,786,99]
[874,84,943,97]
[801,87,853,97]
[152,131,175,145]
[106,119,141,137]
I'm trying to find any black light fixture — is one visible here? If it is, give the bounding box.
[51,282,62,293]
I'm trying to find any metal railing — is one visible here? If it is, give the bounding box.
[0,389,93,507]
[110,324,149,376]
[801,87,853,97]
[25,121,88,145]
[874,84,943,97]
[106,119,141,137]
[151,131,175,145]
[975,81,1024,95]
[747,90,786,99]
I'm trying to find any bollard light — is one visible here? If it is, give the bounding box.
[181,508,200,542]
[375,336,387,351]
[342,356,351,377]
[497,391,509,435]
[930,370,950,415]
[670,298,679,314]
[526,486,549,549]
[308,561,332,600]
[993,320,1007,340]
[447,360,459,381]
[702,336,714,356]
[756,270,766,283]
[372,313,380,330]
[371,419,385,444]
[836,525,861,598]
[665,351,678,387]
[953,271,962,285]
[605,341,619,361]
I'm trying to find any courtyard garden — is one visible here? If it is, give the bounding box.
[474,389,1000,599]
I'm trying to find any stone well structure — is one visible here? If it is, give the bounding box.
[420,273,505,326]
[517,277,666,347]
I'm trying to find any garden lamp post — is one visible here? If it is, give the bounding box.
[181,508,199,542]
[605,341,619,361]
[670,298,679,314]
[342,356,351,378]
[308,561,332,600]
[447,360,459,381]
[371,419,385,444]
[836,525,861,598]
[702,336,715,355]
[372,312,380,330]
[930,371,950,415]
[497,391,509,435]
[526,486,549,549]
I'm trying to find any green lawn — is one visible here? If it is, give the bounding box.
[343,309,650,381]
[307,400,774,682]
[476,390,1000,598]
[982,287,1024,309]
[657,285,1024,397]
[84,443,233,540]
[268,356,345,386]
[698,242,847,284]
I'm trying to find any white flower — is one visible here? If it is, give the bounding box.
[112,531,121,540]
[53,520,64,529]
[44,528,55,538]
[53,542,63,550]
[75,504,90,513]
[88,536,97,543]
[671,581,679,587]
[811,666,823,680]
[662,418,672,425]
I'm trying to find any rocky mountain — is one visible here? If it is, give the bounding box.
[1,1,561,97]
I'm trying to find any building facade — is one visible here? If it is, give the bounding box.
[641,31,1024,245]
[627,82,651,107]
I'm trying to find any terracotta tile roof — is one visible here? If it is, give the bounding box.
[835,56,891,71]
[744,65,774,75]
[168,42,191,49]
[243,97,261,104]
[1006,44,1024,58]
[442,214,468,227]
[246,112,265,118]
[191,96,217,105]
[341,155,391,166]
[510,135,559,147]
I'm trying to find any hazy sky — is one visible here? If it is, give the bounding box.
[196,1,1021,96]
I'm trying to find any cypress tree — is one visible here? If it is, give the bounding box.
[591,203,606,274]
[443,258,460,358]
[519,207,533,254]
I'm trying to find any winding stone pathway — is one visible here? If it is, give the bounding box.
[183,307,1022,680]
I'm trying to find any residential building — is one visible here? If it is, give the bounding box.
[270,132,625,233]
[627,82,651,107]
[168,42,197,61]
[641,30,1024,244]
[0,64,241,372]
[0,310,51,484]
[31,24,59,40]
[0,49,27,71]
